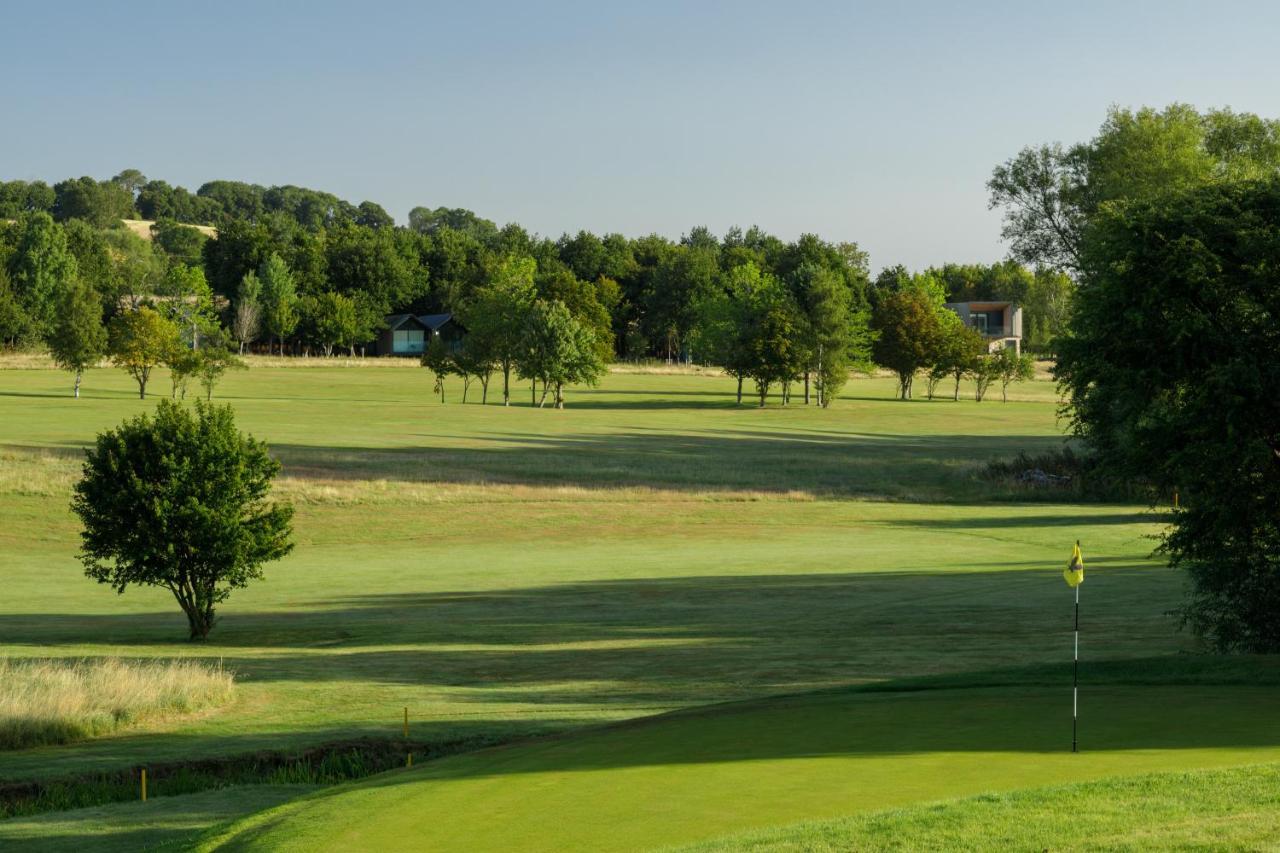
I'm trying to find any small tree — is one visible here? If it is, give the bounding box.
[47,279,107,398]
[197,344,247,400]
[232,272,262,355]
[308,291,359,357]
[166,345,200,399]
[971,354,1000,402]
[71,401,294,640]
[461,256,537,405]
[157,262,215,349]
[746,300,802,407]
[421,335,455,402]
[992,347,1035,401]
[258,253,298,355]
[928,322,985,401]
[109,307,181,399]
[453,336,496,403]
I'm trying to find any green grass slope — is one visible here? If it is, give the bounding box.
[200,668,1280,852]
[679,763,1280,851]
[0,365,1176,784]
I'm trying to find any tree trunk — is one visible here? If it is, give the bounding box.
[532,378,537,406]
[481,375,489,404]
[185,606,214,641]
[502,363,511,406]
[804,372,810,405]
[736,374,743,404]
[73,370,81,398]
[555,382,564,409]
[538,382,550,408]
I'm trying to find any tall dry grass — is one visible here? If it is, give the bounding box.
[0,658,235,750]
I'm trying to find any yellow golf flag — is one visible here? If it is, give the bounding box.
[1063,542,1084,587]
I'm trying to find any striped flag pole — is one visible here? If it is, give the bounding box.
[1072,574,1079,754]
[1063,539,1084,754]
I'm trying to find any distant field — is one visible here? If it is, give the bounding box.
[0,360,1199,849]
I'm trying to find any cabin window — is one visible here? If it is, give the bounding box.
[393,329,425,353]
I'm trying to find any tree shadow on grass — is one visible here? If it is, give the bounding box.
[264,429,1073,500]
[0,561,1179,724]
[0,786,315,853]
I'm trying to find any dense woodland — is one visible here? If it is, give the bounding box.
[0,167,1073,408]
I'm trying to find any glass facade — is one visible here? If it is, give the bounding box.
[393,329,426,354]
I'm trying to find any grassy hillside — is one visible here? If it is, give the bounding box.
[0,360,1197,848]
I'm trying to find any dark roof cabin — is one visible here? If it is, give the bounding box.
[373,312,465,356]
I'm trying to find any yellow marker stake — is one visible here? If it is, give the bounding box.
[141,768,147,802]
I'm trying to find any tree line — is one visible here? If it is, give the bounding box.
[1,168,1066,405]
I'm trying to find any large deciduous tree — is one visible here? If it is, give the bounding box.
[1058,177,1280,651]
[989,105,1280,273]
[518,299,606,408]
[305,291,360,357]
[871,290,945,400]
[789,262,872,407]
[72,401,293,640]
[10,212,78,337]
[52,176,136,228]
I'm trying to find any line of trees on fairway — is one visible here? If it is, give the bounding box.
[867,272,1035,403]
[420,256,608,408]
[990,102,1280,651]
[2,168,1070,406]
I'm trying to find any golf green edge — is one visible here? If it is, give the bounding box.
[196,658,1280,852]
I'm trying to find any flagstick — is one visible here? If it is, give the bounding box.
[1072,553,1080,754]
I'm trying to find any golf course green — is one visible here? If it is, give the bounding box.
[200,676,1280,851]
[2,358,1272,850]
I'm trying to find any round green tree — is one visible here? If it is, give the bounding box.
[71,400,294,640]
[47,278,107,398]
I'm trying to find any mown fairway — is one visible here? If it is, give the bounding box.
[0,360,1204,848]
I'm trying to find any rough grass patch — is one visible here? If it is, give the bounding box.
[0,658,235,750]
[0,448,80,497]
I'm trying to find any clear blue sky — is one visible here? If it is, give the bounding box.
[3,1,1278,270]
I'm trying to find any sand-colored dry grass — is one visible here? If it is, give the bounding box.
[120,219,218,240]
[0,658,235,750]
